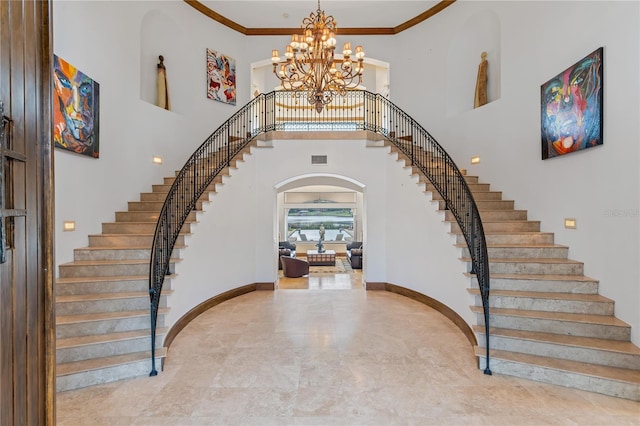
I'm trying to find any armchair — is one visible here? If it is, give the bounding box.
[281,256,310,278]
[278,248,292,269]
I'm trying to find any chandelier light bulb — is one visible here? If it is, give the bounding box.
[285,45,294,59]
[342,42,352,56]
[290,34,300,49]
[328,32,336,47]
[271,50,280,63]
[355,45,364,59]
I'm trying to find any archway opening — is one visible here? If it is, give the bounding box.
[276,174,365,288]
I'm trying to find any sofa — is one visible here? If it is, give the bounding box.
[346,241,363,269]
[281,256,310,278]
[279,241,297,257]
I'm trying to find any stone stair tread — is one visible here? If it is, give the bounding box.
[433,189,496,193]
[468,288,612,302]
[57,290,172,303]
[57,327,169,349]
[462,257,582,265]
[470,305,630,326]
[88,232,193,241]
[116,209,199,216]
[60,258,180,267]
[455,243,568,249]
[101,221,198,226]
[475,347,640,384]
[442,208,521,212]
[447,219,539,224]
[91,233,192,237]
[56,308,169,325]
[465,272,598,282]
[462,257,582,266]
[474,326,640,356]
[56,349,167,377]
[55,274,176,285]
[115,216,197,223]
[75,245,186,251]
[481,231,552,235]
[453,231,555,239]
[56,274,147,284]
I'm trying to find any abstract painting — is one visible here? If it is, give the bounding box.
[207,48,236,105]
[541,47,603,160]
[53,55,100,158]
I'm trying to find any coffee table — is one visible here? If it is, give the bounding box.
[306,250,336,266]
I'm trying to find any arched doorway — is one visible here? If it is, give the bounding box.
[275,174,365,289]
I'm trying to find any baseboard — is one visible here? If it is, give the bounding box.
[256,282,275,291]
[364,281,386,290]
[164,282,273,348]
[370,282,477,347]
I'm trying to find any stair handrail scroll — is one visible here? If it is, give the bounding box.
[148,90,491,376]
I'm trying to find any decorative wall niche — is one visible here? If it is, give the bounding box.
[446,9,501,117]
[139,10,185,113]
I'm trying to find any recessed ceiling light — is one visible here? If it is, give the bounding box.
[282,13,289,19]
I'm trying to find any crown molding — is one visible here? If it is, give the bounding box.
[185,0,456,36]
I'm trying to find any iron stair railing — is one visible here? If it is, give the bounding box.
[148,90,491,376]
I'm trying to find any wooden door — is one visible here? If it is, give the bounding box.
[0,1,55,424]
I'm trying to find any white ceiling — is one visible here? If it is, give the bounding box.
[200,1,441,29]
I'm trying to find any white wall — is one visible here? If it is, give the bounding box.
[167,152,259,326]
[54,1,639,343]
[168,138,470,329]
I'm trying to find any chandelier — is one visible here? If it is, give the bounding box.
[271,0,365,113]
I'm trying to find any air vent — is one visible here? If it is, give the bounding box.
[311,155,328,165]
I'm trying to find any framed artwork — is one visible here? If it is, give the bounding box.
[53,55,100,158]
[541,47,603,160]
[207,48,236,105]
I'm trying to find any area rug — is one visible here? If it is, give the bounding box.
[297,257,354,273]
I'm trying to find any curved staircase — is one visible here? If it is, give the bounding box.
[390,140,640,401]
[55,141,255,392]
[55,90,639,401]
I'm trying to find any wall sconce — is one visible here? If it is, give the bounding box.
[152,156,163,165]
[471,156,481,165]
[63,221,76,232]
[564,218,577,229]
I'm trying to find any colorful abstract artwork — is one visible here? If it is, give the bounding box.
[207,49,236,105]
[53,55,100,158]
[541,47,603,160]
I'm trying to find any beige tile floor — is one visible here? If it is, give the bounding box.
[57,270,640,425]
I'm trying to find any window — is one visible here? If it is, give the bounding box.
[287,208,354,241]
